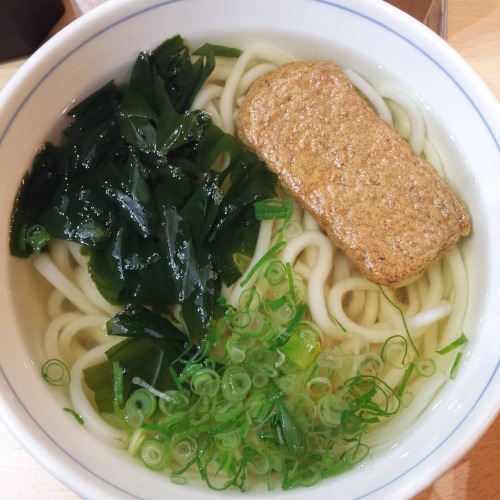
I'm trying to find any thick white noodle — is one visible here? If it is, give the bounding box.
[190,83,223,112]
[327,276,453,344]
[44,312,83,361]
[204,59,235,82]
[375,84,426,156]
[33,253,103,316]
[58,315,110,366]
[281,231,341,338]
[423,138,445,178]
[66,240,91,268]
[50,239,74,280]
[435,247,468,374]
[404,282,422,317]
[218,44,292,134]
[235,62,278,96]
[301,210,321,267]
[344,68,393,125]
[225,219,274,306]
[203,101,224,130]
[366,374,448,448]
[73,266,122,317]
[47,288,69,319]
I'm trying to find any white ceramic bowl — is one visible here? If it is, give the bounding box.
[1,0,499,498]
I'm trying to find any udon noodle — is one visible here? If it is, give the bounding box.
[32,42,468,481]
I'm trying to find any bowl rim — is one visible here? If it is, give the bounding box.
[0,0,499,498]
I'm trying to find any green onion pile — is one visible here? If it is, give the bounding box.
[110,249,400,491]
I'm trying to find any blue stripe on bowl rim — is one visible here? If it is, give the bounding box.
[0,0,499,497]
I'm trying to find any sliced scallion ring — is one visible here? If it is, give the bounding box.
[264,260,286,285]
[222,366,252,401]
[140,438,167,470]
[125,388,157,419]
[41,359,71,386]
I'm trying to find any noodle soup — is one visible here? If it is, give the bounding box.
[8,35,471,492]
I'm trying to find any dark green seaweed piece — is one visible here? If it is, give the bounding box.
[151,34,216,114]
[10,35,278,399]
[192,42,243,59]
[84,305,196,413]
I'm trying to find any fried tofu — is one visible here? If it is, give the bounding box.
[237,61,471,287]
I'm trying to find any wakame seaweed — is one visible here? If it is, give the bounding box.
[10,35,277,408]
[85,305,196,413]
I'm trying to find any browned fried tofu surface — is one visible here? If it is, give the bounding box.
[237,61,471,287]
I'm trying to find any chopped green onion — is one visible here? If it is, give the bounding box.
[381,335,409,368]
[266,295,287,311]
[333,316,347,333]
[238,287,261,310]
[269,300,295,325]
[63,407,84,425]
[277,375,300,394]
[281,220,303,240]
[317,394,345,427]
[264,260,286,285]
[436,332,468,355]
[306,377,332,396]
[287,303,306,331]
[281,327,320,370]
[415,358,436,377]
[221,366,252,401]
[359,355,384,376]
[341,412,362,434]
[316,348,345,370]
[252,373,268,388]
[450,351,464,380]
[229,346,246,363]
[170,475,188,485]
[288,394,317,432]
[254,199,294,220]
[247,449,270,475]
[344,442,369,465]
[215,429,242,451]
[159,391,190,417]
[213,400,244,423]
[397,362,415,398]
[189,407,211,426]
[113,361,124,408]
[170,437,198,465]
[190,368,220,397]
[231,311,268,338]
[140,438,167,470]
[231,311,251,329]
[244,346,276,377]
[41,359,71,386]
[132,376,172,401]
[192,42,242,58]
[128,428,148,456]
[245,391,274,424]
[125,407,144,429]
[285,262,296,301]
[378,286,420,357]
[125,388,157,419]
[400,391,414,407]
[275,398,305,455]
[239,241,286,287]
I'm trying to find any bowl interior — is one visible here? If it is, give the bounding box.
[1,0,499,498]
